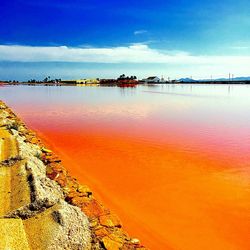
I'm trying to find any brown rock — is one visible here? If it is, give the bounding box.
[89,218,99,228]
[99,213,122,228]
[101,234,124,250]
[123,244,146,250]
[77,184,92,196]
[94,226,111,237]
[71,196,90,207]
[80,198,107,218]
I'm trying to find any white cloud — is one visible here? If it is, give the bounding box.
[134,30,148,35]
[0,44,168,63]
[0,43,249,64]
[1,44,250,79]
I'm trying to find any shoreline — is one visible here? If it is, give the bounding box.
[0,100,146,249]
[2,80,250,87]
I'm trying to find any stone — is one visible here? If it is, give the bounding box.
[79,198,107,218]
[99,213,122,228]
[77,184,92,196]
[101,234,124,250]
[24,201,91,250]
[41,147,52,153]
[94,226,111,237]
[131,238,140,244]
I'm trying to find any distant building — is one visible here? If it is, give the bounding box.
[81,79,100,84]
[61,79,100,85]
[141,76,160,83]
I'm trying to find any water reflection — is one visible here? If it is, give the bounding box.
[119,86,137,97]
[0,84,250,250]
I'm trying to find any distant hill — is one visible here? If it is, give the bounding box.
[178,78,197,82]
[178,76,250,82]
[211,76,250,81]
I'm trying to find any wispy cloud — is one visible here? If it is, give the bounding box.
[134,30,148,35]
[230,46,250,50]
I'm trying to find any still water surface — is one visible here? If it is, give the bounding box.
[1,84,250,250]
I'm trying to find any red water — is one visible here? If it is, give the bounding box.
[1,85,250,249]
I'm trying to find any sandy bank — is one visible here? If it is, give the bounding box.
[0,100,146,250]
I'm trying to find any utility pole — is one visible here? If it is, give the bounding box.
[161,75,164,82]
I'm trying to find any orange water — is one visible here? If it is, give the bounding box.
[1,84,250,249]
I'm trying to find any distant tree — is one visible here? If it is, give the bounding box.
[119,74,126,79]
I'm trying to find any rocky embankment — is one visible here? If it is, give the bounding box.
[0,100,146,250]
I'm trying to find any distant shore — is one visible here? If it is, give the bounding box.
[2,80,250,87]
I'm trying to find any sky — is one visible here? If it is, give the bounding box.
[1,0,250,80]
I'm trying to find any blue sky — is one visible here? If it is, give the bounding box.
[1,0,250,80]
